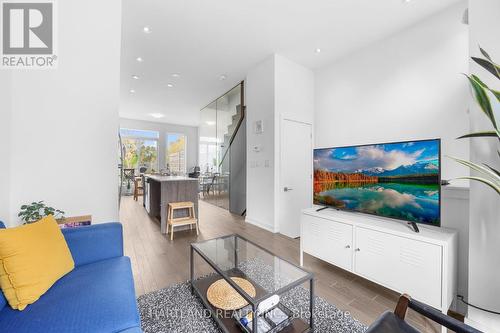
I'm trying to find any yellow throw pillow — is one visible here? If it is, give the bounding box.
[0,215,75,310]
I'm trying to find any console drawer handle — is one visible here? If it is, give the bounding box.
[355,248,361,252]
[345,245,351,249]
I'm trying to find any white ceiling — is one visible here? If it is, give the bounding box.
[120,0,463,126]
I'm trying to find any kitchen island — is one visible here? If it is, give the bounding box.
[143,174,199,234]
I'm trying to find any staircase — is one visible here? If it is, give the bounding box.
[219,104,246,215]
[220,105,243,160]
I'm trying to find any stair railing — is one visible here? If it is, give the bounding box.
[219,81,245,168]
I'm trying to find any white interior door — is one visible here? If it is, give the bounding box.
[279,119,312,238]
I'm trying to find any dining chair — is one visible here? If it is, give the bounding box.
[133,177,143,201]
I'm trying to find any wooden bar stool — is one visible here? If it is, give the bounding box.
[167,201,198,240]
[133,177,143,201]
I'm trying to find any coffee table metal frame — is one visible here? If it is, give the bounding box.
[190,234,314,333]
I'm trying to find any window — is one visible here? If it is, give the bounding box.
[166,133,187,173]
[120,128,159,172]
[199,136,218,173]
[120,128,159,140]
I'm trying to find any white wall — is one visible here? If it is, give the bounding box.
[6,0,122,226]
[314,2,472,306]
[441,186,470,308]
[0,72,12,224]
[315,2,470,182]
[275,55,315,125]
[467,0,500,330]
[246,56,276,232]
[246,54,314,232]
[119,118,199,172]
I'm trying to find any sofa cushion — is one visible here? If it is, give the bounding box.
[119,328,144,333]
[0,216,75,310]
[0,287,5,312]
[0,222,5,311]
[0,284,5,312]
[62,223,124,267]
[0,256,141,333]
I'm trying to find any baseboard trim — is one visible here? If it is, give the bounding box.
[245,217,276,233]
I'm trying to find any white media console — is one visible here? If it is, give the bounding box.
[300,207,457,315]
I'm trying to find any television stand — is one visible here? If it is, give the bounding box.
[300,207,457,331]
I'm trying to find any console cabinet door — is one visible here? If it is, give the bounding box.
[302,214,353,271]
[354,227,442,309]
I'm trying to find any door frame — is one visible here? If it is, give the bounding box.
[277,116,313,236]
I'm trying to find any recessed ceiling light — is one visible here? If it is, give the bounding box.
[167,83,174,88]
[171,73,180,78]
[219,74,227,81]
[149,113,165,119]
[143,26,152,34]
[315,48,321,53]
[132,75,140,80]
[129,89,135,94]
[402,0,411,3]
[206,121,216,126]
[136,57,143,62]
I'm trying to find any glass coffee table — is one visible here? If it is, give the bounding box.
[190,234,314,333]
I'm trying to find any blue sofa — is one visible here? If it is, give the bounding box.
[0,222,142,333]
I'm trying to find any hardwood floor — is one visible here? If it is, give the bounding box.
[120,196,440,332]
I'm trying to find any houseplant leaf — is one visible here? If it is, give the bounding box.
[479,46,500,78]
[457,131,498,139]
[449,156,500,184]
[455,176,500,195]
[488,87,500,103]
[466,74,497,129]
[479,46,492,61]
[471,74,500,102]
[472,57,500,80]
[484,164,500,178]
[18,201,65,224]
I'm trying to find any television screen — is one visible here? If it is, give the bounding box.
[313,139,441,226]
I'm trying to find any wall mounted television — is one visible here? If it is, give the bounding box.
[313,139,441,226]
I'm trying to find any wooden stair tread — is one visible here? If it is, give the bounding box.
[168,217,197,224]
[168,202,194,209]
[168,219,197,227]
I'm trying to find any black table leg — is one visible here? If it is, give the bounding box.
[234,236,238,269]
[310,278,315,330]
[190,246,194,294]
[252,303,257,333]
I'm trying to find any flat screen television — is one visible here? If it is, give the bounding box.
[313,139,441,226]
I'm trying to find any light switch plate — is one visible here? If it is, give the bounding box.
[254,120,263,134]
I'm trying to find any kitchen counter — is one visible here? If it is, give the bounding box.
[143,174,199,234]
[144,174,198,182]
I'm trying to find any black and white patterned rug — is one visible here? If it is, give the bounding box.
[138,281,367,333]
[138,258,367,332]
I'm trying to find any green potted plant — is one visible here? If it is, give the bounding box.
[18,201,65,224]
[450,47,500,195]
